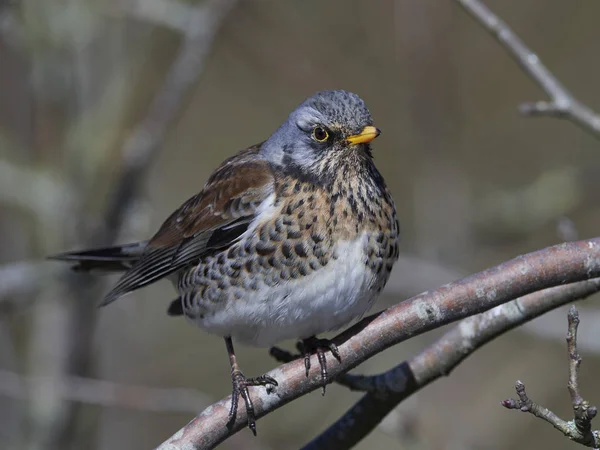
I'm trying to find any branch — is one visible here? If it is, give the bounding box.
[156,238,600,449]
[0,369,211,413]
[14,3,238,449]
[0,261,76,309]
[0,262,43,304]
[455,0,600,139]
[502,307,599,447]
[385,254,600,355]
[302,279,600,449]
[100,0,238,241]
[105,0,198,35]
[0,159,75,222]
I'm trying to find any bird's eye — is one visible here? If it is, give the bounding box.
[312,126,329,142]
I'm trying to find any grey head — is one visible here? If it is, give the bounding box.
[261,90,380,173]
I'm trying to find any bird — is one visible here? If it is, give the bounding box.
[50,90,400,435]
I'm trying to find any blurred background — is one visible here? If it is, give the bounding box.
[0,0,599,449]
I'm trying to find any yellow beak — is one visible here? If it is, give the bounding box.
[346,126,381,145]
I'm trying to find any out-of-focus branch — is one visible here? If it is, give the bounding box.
[156,238,600,450]
[0,262,54,311]
[100,0,239,240]
[0,262,40,301]
[0,0,238,296]
[16,2,239,449]
[64,1,239,446]
[105,0,196,34]
[301,280,600,449]
[0,369,211,413]
[0,159,75,223]
[502,307,599,448]
[0,1,23,50]
[455,0,600,139]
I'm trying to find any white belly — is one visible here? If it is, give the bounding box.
[196,233,377,347]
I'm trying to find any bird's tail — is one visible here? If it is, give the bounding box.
[48,241,149,273]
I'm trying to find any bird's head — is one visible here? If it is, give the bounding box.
[261,90,380,179]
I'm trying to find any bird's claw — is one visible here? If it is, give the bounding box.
[228,371,278,435]
[298,337,342,395]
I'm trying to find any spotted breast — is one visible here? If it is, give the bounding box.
[177,151,399,347]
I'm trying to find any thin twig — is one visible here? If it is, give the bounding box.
[502,381,569,431]
[567,306,585,414]
[156,238,600,450]
[502,306,599,448]
[566,307,598,440]
[455,0,600,139]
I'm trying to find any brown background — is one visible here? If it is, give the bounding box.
[0,0,599,449]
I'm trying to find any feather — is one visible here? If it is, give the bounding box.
[48,241,148,272]
[49,145,276,307]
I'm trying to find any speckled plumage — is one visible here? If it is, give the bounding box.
[177,145,399,346]
[51,90,400,433]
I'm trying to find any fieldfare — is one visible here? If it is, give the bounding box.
[51,90,400,434]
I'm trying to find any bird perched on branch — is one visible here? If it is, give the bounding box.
[50,90,400,435]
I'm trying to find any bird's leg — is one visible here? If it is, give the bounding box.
[298,336,342,395]
[225,337,277,436]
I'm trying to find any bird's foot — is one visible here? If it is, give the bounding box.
[298,336,342,395]
[228,370,278,435]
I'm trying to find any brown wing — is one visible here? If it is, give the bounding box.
[100,145,274,306]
